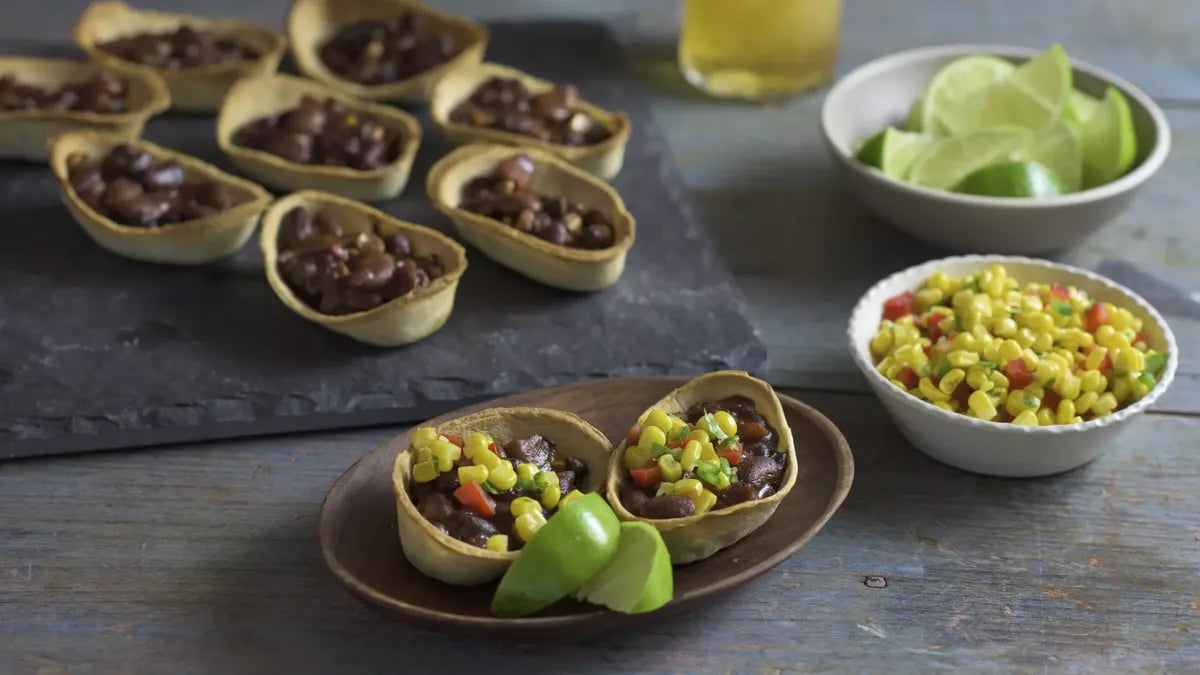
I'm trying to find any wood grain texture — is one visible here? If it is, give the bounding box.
[2,393,1197,673]
[0,0,1197,673]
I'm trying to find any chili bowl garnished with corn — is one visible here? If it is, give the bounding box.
[606,371,797,564]
[849,255,1178,478]
[391,406,611,586]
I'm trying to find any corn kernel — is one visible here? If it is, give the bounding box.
[1094,324,1117,348]
[1016,327,1036,348]
[431,439,461,472]
[1056,400,1077,425]
[411,459,439,483]
[966,367,991,390]
[938,368,966,395]
[624,444,651,470]
[655,482,676,497]
[875,356,896,375]
[1034,359,1061,386]
[486,535,509,552]
[510,496,542,518]
[1113,347,1145,374]
[713,471,731,491]
[919,377,950,403]
[1012,410,1039,426]
[948,350,980,368]
[674,478,704,501]
[644,408,674,432]
[517,462,539,483]
[916,288,945,309]
[534,470,558,492]
[464,432,491,459]
[1113,376,1132,402]
[1058,373,1082,400]
[998,339,1023,363]
[488,460,517,491]
[514,511,547,541]
[458,465,489,485]
[558,489,584,510]
[693,489,718,515]
[1031,331,1055,353]
[1092,392,1118,416]
[416,447,432,464]
[699,443,718,462]
[475,444,502,470]
[1080,369,1106,392]
[637,425,667,451]
[1075,391,1099,414]
[927,271,953,292]
[658,454,683,482]
[967,390,998,420]
[988,370,1009,390]
[713,411,738,437]
[933,401,955,412]
[680,440,702,472]
[1006,390,1028,416]
[410,427,439,450]
[540,483,562,510]
[1036,408,1055,425]
[686,428,710,445]
[1110,307,1134,331]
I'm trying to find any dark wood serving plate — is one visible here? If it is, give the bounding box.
[317,377,854,638]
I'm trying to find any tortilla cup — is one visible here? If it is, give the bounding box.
[429,62,631,179]
[260,189,466,347]
[427,144,635,292]
[605,371,799,564]
[392,407,613,585]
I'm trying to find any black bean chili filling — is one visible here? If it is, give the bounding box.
[459,154,617,249]
[97,26,260,69]
[68,144,242,228]
[409,433,588,551]
[449,77,612,147]
[0,71,128,114]
[233,95,407,170]
[318,15,461,85]
[621,396,785,520]
[276,206,445,316]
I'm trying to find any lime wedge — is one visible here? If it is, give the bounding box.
[491,493,620,617]
[855,127,937,179]
[937,45,1072,134]
[904,94,927,132]
[1023,120,1082,192]
[1068,90,1101,124]
[576,522,673,614]
[1078,86,1137,188]
[919,55,1014,135]
[954,161,1065,198]
[907,127,1031,190]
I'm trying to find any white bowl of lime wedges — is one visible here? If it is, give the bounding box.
[821,44,1170,254]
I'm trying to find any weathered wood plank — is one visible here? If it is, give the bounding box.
[1,393,1197,673]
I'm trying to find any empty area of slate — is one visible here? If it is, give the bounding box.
[0,22,764,459]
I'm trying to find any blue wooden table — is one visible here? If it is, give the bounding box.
[2,1,1198,673]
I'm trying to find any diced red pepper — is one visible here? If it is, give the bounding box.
[717,444,743,466]
[998,411,1014,423]
[667,440,685,449]
[488,441,501,456]
[1049,283,1070,300]
[952,382,973,409]
[442,433,464,447]
[927,312,947,343]
[630,466,663,488]
[1043,389,1062,412]
[453,482,495,518]
[1134,331,1149,346]
[1085,302,1109,333]
[1004,359,1033,389]
[923,345,932,357]
[882,291,915,321]
[897,366,919,389]
[1099,352,1112,372]
[625,424,640,447]
[738,421,769,442]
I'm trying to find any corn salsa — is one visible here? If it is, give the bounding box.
[408,427,588,551]
[870,264,1169,426]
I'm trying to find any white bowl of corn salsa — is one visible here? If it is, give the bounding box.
[847,256,1178,477]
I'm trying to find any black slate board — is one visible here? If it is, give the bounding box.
[0,21,765,459]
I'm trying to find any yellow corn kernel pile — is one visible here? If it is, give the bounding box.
[870,264,1168,427]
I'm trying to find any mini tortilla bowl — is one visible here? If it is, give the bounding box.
[605,371,799,564]
[287,0,488,105]
[0,55,169,161]
[426,144,635,292]
[260,190,467,347]
[429,62,632,179]
[49,131,272,265]
[392,406,613,586]
[73,0,287,113]
[216,74,422,202]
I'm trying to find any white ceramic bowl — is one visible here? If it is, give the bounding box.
[821,45,1171,255]
[847,255,1178,477]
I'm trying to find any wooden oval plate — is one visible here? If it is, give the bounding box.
[318,376,854,639]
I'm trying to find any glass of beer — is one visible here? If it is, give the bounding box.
[678,0,843,101]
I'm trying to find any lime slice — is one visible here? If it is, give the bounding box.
[1068,90,1101,124]
[907,127,1031,190]
[919,55,1014,135]
[1023,120,1082,192]
[855,127,937,179]
[576,522,673,614]
[904,94,927,132]
[491,493,620,617]
[1078,86,1137,188]
[937,45,1071,134]
[954,161,1065,198]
